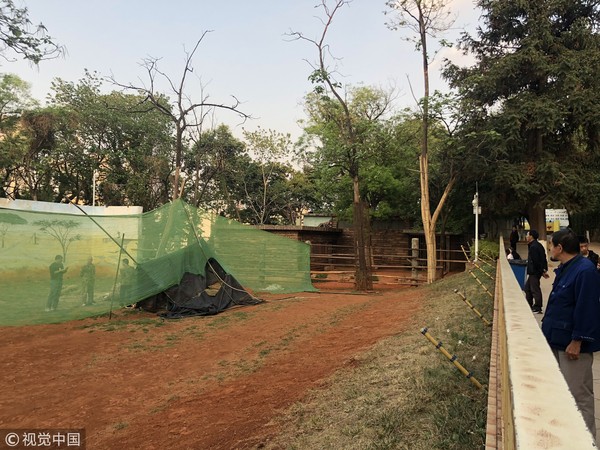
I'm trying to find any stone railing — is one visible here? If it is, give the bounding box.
[486,237,595,449]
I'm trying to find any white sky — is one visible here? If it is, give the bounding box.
[6,0,481,141]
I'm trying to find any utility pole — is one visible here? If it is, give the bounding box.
[472,186,480,262]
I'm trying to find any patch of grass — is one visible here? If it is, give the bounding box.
[326,303,364,327]
[180,324,205,341]
[165,333,180,341]
[205,310,253,329]
[126,341,148,352]
[78,317,165,332]
[149,393,182,414]
[263,270,492,449]
[113,422,128,431]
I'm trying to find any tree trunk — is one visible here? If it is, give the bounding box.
[352,175,372,290]
[418,9,438,284]
[173,126,183,200]
[527,203,547,241]
[419,154,437,284]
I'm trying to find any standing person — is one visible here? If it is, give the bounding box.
[542,229,600,436]
[80,256,96,306]
[524,229,549,313]
[579,236,600,270]
[46,255,68,311]
[119,258,135,307]
[509,225,520,253]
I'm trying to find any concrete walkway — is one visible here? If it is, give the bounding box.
[514,240,600,443]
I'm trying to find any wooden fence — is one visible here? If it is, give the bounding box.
[309,238,468,286]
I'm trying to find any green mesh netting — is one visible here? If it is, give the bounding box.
[0,199,315,326]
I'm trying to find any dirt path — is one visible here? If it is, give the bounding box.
[0,286,423,449]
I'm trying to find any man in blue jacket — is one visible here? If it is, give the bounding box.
[542,228,600,436]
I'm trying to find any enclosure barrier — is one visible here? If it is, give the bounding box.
[453,289,491,327]
[310,241,467,286]
[486,237,595,448]
[469,270,494,299]
[421,327,484,390]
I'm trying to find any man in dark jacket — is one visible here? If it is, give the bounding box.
[579,236,600,270]
[46,255,68,311]
[509,225,520,253]
[542,229,600,436]
[524,229,548,313]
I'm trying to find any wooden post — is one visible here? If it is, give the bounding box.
[411,238,419,286]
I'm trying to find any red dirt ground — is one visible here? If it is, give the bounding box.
[0,281,423,449]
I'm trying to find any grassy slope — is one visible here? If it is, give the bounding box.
[263,267,494,449]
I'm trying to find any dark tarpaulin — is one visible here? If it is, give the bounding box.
[137,259,263,318]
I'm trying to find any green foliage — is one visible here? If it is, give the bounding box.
[0,0,63,63]
[445,0,600,220]
[477,239,500,260]
[302,86,415,220]
[0,73,38,198]
[235,128,301,225]
[183,124,246,211]
[42,71,174,209]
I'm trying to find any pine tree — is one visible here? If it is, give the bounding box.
[445,0,600,233]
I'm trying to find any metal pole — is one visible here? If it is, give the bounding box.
[473,188,479,262]
[92,170,97,207]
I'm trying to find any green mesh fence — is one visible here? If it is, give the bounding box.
[0,199,315,326]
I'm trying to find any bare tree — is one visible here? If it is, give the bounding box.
[110,33,250,200]
[289,0,380,291]
[386,0,455,284]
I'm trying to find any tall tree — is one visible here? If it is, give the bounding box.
[242,127,293,225]
[444,0,600,235]
[386,0,456,283]
[301,105,423,224]
[231,156,298,225]
[291,1,394,291]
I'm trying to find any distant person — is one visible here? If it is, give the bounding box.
[542,229,600,436]
[579,237,600,270]
[119,258,135,307]
[509,225,520,253]
[524,230,548,313]
[80,256,96,306]
[46,255,68,311]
